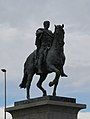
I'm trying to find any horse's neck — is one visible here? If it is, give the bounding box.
[51,33,63,51]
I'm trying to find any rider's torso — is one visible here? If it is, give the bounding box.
[41,30,53,47]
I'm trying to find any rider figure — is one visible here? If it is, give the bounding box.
[35,21,53,74]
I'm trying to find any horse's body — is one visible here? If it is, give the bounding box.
[20,25,66,99]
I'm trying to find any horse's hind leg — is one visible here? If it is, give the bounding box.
[37,74,47,96]
[26,72,34,99]
[53,72,60,96]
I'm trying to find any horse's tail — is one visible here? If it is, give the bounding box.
[19,72,28,88]
[19,50,36,89]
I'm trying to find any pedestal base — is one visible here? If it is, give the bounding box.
[6,96,86,119]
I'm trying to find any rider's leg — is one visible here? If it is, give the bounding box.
[37,54,43,74]
[37,48,44,74]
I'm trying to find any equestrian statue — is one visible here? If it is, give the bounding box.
[19,21,67,99]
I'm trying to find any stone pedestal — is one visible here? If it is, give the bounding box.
[6,96,86,119]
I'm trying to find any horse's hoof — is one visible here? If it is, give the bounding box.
[53,92,56,96]
[43,91,47,96]
[43,93,47,97]
[27,96,30,100]
[49,82,54,87]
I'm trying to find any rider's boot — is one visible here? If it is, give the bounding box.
[61,72,68,77]
[61,68,68,77]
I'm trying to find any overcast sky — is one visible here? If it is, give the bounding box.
[0,0,90,118]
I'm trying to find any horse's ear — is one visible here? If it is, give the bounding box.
[54,25,57,28]
[62,24,64,28]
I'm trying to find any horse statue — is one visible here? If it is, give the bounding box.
[19,25,67,99]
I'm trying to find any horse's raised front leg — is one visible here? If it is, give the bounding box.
[37,74,47,96]
[47,64,61,96]
[26,73,34,99]
[48,64,60,87]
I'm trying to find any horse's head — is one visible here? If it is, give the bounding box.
[54,24,65,46]
[54,24,64,34]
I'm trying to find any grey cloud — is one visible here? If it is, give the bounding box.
[0,0,90,27]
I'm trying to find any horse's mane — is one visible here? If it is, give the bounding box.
[51,25,65,48]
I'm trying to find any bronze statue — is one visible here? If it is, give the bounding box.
[19,22,67,99]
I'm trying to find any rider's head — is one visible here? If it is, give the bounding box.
[43,21,50,29]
